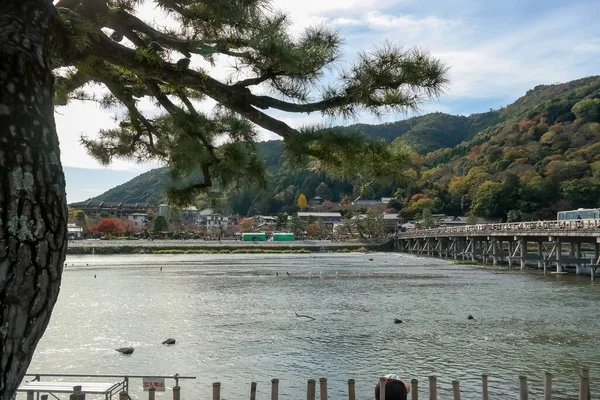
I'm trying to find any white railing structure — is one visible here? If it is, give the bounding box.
[397,219,600,237]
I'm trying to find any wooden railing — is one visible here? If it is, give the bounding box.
[397,219,600,237]
[20,369,593,400]
[203,370,592,400]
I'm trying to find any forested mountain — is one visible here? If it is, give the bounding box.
[89,75,600,220]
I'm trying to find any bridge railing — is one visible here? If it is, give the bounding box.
[397,219,600,237]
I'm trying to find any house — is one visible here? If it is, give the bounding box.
[67,223,83,239]
[253,215,277,225]
[159,204,199,225]
[383,213,402,230]
[297,212,342,229]
[128,213,148,228]
[69,200,156,218]
[351,199,382,207]
[310,196,324,206]
[197,209,230,230]
[381,197,394,205]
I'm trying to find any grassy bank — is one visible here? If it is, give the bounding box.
[66,243,390,255]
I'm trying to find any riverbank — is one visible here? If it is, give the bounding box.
[66,239,393,254]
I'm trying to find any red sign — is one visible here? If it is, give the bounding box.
[143,378,166,391]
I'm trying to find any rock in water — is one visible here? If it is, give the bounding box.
[116,347,134,355]
[162,338,176,345]
[394,318,403,324]
[467,315,474,320]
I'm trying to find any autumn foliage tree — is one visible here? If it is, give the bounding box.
[297,194,308,210]
[92,218,124,235]
[0,0,448,396]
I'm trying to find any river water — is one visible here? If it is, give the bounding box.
[23,253,600,399]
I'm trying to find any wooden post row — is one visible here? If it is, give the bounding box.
[519,376,528,400]
[411,379,418,400]
[71,386,85,400]
[452,380,461,400]
[213,382,221,400]
[482,374,489,400]
[428,376,437,400]
[272,379,279,400]
[580,367,590,400]
[348,379,356,400]
[544,372,552,400]
[251,382,257,400]
[307,379,316,400]
[320,378,328,400]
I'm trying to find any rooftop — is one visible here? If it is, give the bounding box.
[297,212,342,218]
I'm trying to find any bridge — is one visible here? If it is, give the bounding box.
[394,220,600,280]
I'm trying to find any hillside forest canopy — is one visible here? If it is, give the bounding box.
[0,0,448,397]
[93,76,600,221]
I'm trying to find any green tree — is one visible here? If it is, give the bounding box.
[99,211,110,219]
[0,0,447,395]
[298,194,308,210]
[75,210,90,233]
[467,214,478,225]
[153,216,169,234]
[561,179,600,208]
[421,208,435,228]
[572,98,600,122]
[276,212,289,230]
[289,214,304,236]
[471,181,505,218]
[506,209,523,222]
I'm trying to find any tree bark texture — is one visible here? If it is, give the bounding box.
[0,1,67,398]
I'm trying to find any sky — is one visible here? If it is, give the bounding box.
[61,0,600,203]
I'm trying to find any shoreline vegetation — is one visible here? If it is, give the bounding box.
[66,239,393,255]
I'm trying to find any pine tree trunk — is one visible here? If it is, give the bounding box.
[0,1,67,398]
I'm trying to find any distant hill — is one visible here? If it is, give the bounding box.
[87,75,600,220]
[89,111,496,205]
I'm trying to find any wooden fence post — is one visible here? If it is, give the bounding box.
[119,391,128,400]
[452,381,461,400]
[428,376,437,400]
[173,385,181,400]
[519,376,528,400]
[319,378,328,400]
[481,374,488,400]
[579,368,590,400]
[348,379,356,400]
[271,379,279,400]
[71,386,85,400]
[251,382,257,400]
[411,379,418,400]
[41,396,48,400]
[307,379,316,400]
[213,382,221,400]
[544,372,552,400]
[379,377,387,400]
[148,386,156,400]
[27,391,34,400]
